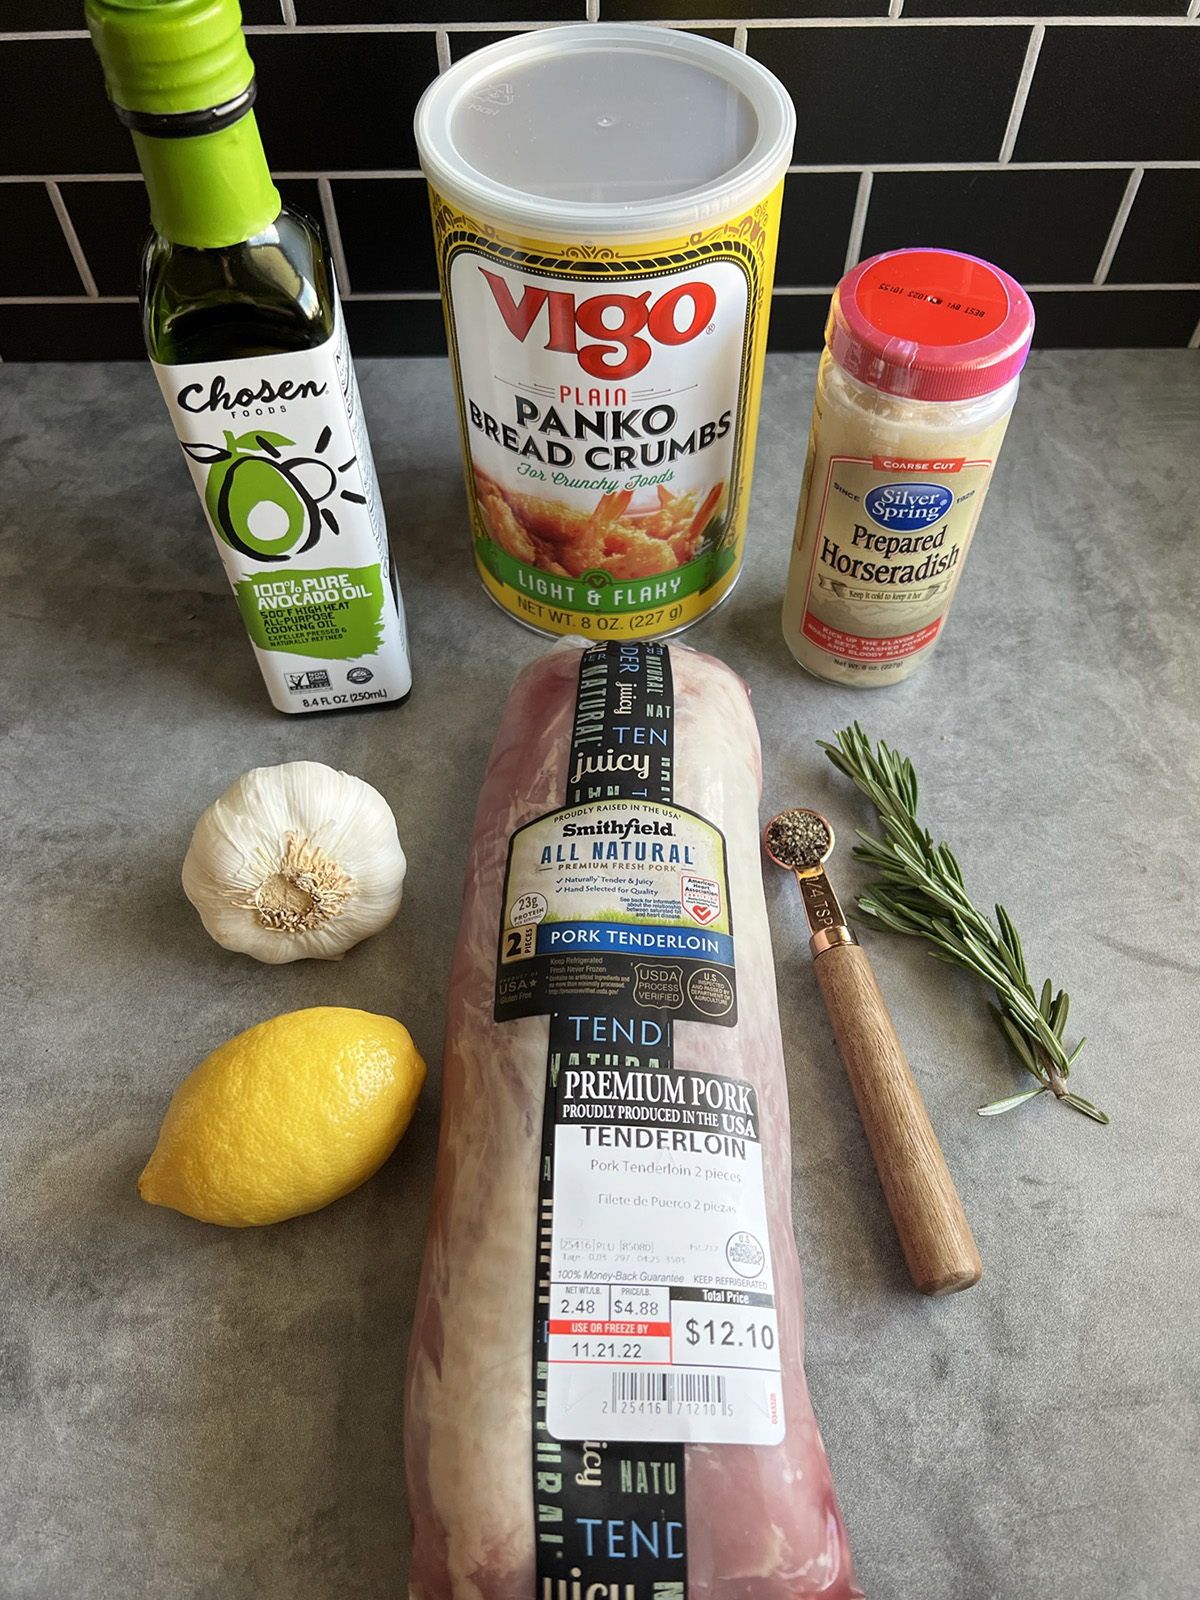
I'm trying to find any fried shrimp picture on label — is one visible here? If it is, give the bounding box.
[474,466,727,582]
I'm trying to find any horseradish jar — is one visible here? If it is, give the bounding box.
[782,249,1035,686]
[416,26,794,639]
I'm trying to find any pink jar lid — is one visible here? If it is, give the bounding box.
[827,248,1035,402]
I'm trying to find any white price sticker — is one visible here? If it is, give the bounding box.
[545,1094,784,1445]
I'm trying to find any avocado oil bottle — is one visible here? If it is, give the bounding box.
[86,0,412,714]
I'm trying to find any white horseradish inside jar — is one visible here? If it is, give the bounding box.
[782,248,1034,686]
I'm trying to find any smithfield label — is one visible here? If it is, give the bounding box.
[430,185,784,638]
[864,481,955,530]
[153,295,412,714]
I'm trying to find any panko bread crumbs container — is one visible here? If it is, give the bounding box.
[416,26,794,639]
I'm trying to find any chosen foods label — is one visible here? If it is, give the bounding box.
[431,185,783,637]
[497,643,782,1599]
[152,296,411,713]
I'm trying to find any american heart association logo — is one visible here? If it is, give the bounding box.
[682,874,721,927]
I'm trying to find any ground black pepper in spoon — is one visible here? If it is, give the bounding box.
[764,810,832,873]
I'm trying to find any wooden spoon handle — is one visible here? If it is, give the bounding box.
[813,941,982,1296]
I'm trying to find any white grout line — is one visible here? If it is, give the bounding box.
[1188,0,1200,18]
[843,171,873,274]
[586,0,601,21]
[45,181,99,299]
[344,291,443,302]
[5,161,1200,186]
[1188,316,1200,348]
[1093,167,1143,284]
[279,0,297,25]
[733,25,748,51]
[998,23,1044,165]
[888,0,905,19]
[7,16,1200,38]
[317,176,352,298]
[435,28,451,72]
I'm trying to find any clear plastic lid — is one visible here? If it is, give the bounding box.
[415,25,795,241]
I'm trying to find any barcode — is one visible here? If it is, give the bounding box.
[612,1372,727,1405]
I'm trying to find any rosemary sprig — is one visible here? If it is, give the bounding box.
[819,724,1108,1125]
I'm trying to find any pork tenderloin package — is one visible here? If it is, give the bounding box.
[406,640,860,1600]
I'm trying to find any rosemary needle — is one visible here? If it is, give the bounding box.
[819,724,1108,1125]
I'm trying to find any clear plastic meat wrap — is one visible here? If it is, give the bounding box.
[406,640,861,1600]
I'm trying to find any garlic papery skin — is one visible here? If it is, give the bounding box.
[182,762,406,963]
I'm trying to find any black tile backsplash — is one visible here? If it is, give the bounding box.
[1015,27,1200,164]
[860,169,1131,286]
[296,1,582,20]
[1109,171,1200,286]
[1029,290,1200,349]
[0,40,135,176]
[2,14,1197,356]
[57,178,324,299]
[764,294,830,352]
[344,297,448,357]
[1,1,96,24]
[0,1,282,24]
[58,181,151,298]
[678,29,738,46]
[0,303,145,361]
[604,0,888,14]
[444,15,737,49]
[332,178,439,293]
[749,26,1030,166]
[906,0,1185,14]
[0,185,83,297]
[447,30,521,61]
[251,32,438,170]
[775,172,861,287]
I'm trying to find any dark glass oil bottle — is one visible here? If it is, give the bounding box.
[86,0,411,714]
[143,209,335,367]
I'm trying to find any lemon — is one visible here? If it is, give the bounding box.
[138,1007,426,1227]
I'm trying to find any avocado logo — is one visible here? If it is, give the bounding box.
[181,425,367,563]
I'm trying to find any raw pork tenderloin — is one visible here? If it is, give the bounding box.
[405,640,861,1600]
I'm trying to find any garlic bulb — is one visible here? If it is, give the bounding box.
[182,762,406,963]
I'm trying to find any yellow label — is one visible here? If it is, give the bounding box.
[429,183,784,638]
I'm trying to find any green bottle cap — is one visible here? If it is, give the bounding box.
[85,0,254,120]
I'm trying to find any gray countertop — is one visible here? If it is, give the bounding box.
[1,350,1197,1600]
